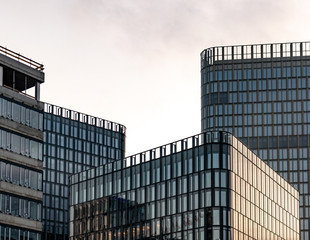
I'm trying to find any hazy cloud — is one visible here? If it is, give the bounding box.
[1,0,310,154]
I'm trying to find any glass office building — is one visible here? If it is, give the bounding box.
[69,131,299,239]
[42,103,126,240]
[0,46,44,240]
[201,41,310,239]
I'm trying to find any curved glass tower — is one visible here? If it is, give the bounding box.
[69,131,299,240]
[201,41,310,239]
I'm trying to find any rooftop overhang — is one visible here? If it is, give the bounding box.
[0,52,44,91]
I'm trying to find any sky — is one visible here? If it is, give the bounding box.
[1,0,310,156]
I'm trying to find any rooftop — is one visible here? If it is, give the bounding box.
[0,45,44,97]
[0,45,44,72]
[44,102,127,134]
[201,41,310,67]
[69,130,299,199]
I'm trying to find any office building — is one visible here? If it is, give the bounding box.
[0,46,44,240]
[69,131,300,239]
[42,104,126,240]
[201,41,310,238]
[0,45,127,240]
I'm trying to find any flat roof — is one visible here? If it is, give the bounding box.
[0,45,44,85]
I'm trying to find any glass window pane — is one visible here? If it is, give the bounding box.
[213,209,220,225]
[11,228,19,240]
[11,196,19,216]
[213,144,220,168]
[30,140,38,159]
[29,171,38,189]
[31,111,39,129]
[12,103,20,123]
[11,135,20,154]
[30,201,37,220]
[11,165,19,185]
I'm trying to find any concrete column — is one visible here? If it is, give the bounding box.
[0,66,3,86]
[35,82,40,101]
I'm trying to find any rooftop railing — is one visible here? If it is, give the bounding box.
[69,130,299,202]
[201,41,310,67]
[69,131,233,186]
[123,131,231,167]
[0,45,44,72]
[44,103,126,134]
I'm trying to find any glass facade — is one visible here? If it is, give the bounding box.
[201,41,310,239]
[43,103,126,240]
[0,128,43,160]
[0,160,42,191]
[0,193,42,221]
[0,225,41,240]
[0,97,43,131]
[69,131,299,239]
[0,90,44,235]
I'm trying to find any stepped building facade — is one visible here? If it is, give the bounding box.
[1,41,306,240]
[201,41,310,239]
[69,131,300,240]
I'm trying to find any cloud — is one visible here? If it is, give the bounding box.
[63,0,302,52]
[1,0,310,155]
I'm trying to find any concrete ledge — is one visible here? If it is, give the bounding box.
[0,181,42,201]
[0,86,44,110]
[0,54,44,83]
[0,212,42,232]
[0,117,43,140]
[0,149,42,171]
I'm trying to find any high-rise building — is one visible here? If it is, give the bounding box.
[0,45,126,240]
[0,46,44,240]
[69,131,300,239]
[201,41,310,239]
[42,103,126,240]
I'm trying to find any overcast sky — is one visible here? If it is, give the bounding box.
[1,0,310,156]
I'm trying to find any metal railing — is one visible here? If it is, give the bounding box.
[201,41,310,67]
[0,45,44,72]
[70,131,233,185]
[44,103,127,134]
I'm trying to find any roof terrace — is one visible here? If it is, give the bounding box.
[0,45,44,100]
